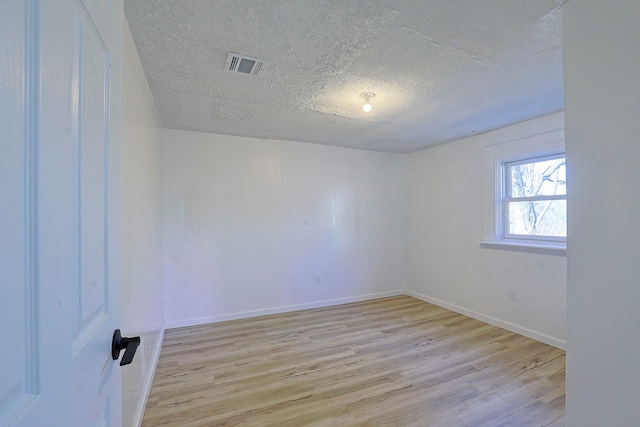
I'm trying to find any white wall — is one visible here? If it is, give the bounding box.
[406,112,567,348]
[162,130,406,327]
[120,19,165,427]
[564,1,640,425]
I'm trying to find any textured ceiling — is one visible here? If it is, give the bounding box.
[124,0,564,153]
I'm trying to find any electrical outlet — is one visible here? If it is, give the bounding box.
[508,288,517,301]
[314,275,321,285]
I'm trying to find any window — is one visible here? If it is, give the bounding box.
[504,154,566,240]
[482,130,566,252]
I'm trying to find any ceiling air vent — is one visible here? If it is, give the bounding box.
[225,52,266,77]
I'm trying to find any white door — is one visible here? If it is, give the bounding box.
[1,0,124,426]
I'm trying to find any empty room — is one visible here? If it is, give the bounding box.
[3,1,639,427]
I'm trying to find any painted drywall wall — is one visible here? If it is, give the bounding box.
[162,130,406,327]
[406,112,567,348]
[120,19,165,427]
[564,1,640,425]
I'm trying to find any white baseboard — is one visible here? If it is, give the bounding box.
[132,328,165,427]
[405,290,566,350]
[164,289,565,350]
[165,290,405,329]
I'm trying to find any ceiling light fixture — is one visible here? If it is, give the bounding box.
[360,92,375,113]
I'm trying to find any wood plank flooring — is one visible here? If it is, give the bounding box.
[142,296,565,427]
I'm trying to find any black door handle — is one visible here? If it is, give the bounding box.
[111,329,140,366]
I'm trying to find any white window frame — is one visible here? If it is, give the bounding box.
[481,129,566,253]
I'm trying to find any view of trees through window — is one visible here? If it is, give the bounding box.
[506,156,566,238]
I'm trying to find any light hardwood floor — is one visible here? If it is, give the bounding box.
[142,296,565,427]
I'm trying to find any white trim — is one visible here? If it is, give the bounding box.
[131,327,165,427]
[479,240,566,255]
[164,290,405,329]
[405,290,566,350]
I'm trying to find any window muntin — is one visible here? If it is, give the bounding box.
[503,154,566,241]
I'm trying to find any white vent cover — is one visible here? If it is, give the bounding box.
[225,52,266,77]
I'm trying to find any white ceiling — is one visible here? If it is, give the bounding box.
[124,0,564,153]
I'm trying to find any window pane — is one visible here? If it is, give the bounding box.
[508,200,566,237]
[509,158,566,197]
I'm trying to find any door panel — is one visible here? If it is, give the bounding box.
[66,0,123,425]
[73,0,110,353]
[0,2,38,424]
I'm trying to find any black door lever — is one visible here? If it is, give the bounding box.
[111,329,140,366]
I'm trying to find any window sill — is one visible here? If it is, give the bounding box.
[479,240,566,255]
